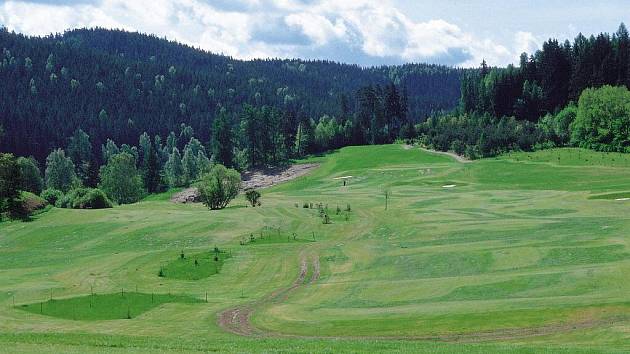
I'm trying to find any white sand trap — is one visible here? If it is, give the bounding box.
[442,184,457,188]
[615,198,630,201]
[334,176,353,180]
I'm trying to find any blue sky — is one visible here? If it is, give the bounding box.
[0,0,627,67]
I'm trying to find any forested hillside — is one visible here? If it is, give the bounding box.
[0,28,462,161]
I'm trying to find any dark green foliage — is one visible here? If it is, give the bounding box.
[16,156,43,194]
[418,113,541,159]
[40,188,63,205]
[0,28,461,162]
[539,104,577,146]
[461,24,630,122]
[19,292,201,320]
[245,189,261,207]
[0,153,26,220]
[142,143,161,193]
[212,108,234,167]
[438,23,630,158]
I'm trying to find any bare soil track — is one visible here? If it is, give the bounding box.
[217,256,318,337]
[241,163,319,190]
[417,147,471,163]
[171,163,319,203]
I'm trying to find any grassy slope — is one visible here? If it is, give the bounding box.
[1,145,630,353]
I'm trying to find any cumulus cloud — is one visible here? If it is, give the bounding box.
[0,0,539,67]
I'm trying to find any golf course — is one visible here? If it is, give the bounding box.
[1,144,630,353]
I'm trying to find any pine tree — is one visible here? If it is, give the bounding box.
[0,154,27,220]
[212,108,233,167]
[143,144,160,193]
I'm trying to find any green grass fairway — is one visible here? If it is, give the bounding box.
[19,292,202,320]
[1,145,630,353]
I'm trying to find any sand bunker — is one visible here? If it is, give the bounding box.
[442,184,457,188]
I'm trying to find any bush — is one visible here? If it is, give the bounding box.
[20,191,47,214]
[5,194,30,220]
[55,188,113,209]
[570,86,630,152]
[245,189,261,207]
[73,189,113,209]
[196,164,241,210]
[41,188,63,206]
[55,193,73,208]
[99,152,144,204]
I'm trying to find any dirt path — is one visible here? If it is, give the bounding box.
[170,187,200,203]
[217,256,315,337]
[417,147,471,163]
[171,163,319,203]
[241,163,319,190]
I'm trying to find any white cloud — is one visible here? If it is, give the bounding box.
[514,31,540,58]
[0,0,539,67]
[284,12,346,46]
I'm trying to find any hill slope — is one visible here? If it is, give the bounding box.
[0,28,463,160]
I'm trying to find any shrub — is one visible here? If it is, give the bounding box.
[73,189,113,209]
[55,188,113,209]
[8,195,30,220]
[571,85,630,152]
[245,189,261,207]
[41,188,63,206]
[20,191,47,213]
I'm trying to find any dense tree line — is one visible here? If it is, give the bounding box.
[461,24,630,121]
[0,27,462,162]
[1,75,413,218]
[422,24,630,157]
